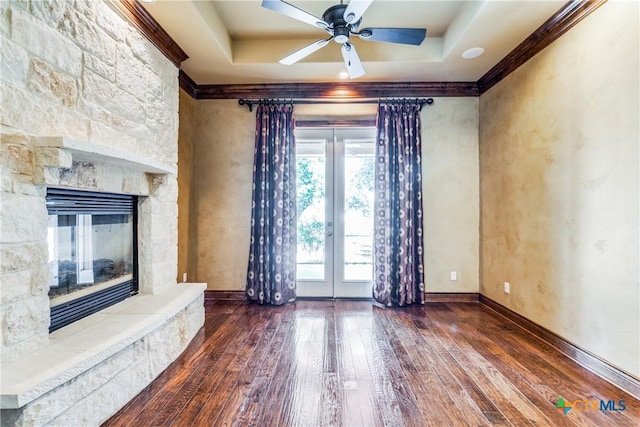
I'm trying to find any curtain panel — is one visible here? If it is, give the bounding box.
[246,104,297,305]
[373,103,426,306]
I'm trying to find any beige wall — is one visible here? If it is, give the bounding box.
[479,1,639,377]
[193,100,255,290]
[178,89,196,282]
[423,98,479,292]
[190,99,480,293]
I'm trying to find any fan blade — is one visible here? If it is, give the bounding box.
[358,27,426,45]
[280,38,332,65]
[343,0,374,24]
[341,43,365,79]
[262,0,327,29]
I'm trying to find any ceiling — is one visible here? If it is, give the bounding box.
[140,0,567,85]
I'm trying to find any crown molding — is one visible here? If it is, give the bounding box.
[477,0,607,94]
[179,70,198,98]
[194,81,478,100]
[113,0,188,68]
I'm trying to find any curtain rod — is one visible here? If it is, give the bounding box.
[238,97,434,112]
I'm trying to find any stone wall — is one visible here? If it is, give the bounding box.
[1,0,181,363]
[0,0,203,423]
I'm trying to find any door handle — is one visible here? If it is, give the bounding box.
[327,231,333,237]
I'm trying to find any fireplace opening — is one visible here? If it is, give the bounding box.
[46,188,139,332]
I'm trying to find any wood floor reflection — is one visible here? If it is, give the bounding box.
[103,300,640,426]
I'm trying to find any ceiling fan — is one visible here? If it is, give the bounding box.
[262,0,427,79]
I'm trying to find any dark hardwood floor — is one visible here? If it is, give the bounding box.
[103,300,639,426]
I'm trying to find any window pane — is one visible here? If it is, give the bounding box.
[296,140,326,280]
[343,140,374,281]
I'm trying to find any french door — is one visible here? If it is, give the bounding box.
[295,127,375,298]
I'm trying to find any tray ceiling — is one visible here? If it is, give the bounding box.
[140,0,567,85]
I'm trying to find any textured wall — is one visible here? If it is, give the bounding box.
[479,1,639,376]
[193,100,255,290]
[178,89,196,282]
[423,98,479,292]
[191,99,480,293]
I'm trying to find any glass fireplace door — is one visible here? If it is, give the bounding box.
[46,189,138,332]
[48,213,134,301]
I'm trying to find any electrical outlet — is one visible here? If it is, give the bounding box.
[504,281,510,293]
[450,271,457,281]
[182,272,187,282]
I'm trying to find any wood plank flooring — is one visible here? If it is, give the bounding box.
[103,300,640,426]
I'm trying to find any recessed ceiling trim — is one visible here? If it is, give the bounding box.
[192,1,233,63]
[232,37,444,64]
[442,0,488,57]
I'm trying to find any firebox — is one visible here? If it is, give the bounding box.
[46,188,138,332]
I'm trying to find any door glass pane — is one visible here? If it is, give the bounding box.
[343,139,374,281]
[296,140,326,280]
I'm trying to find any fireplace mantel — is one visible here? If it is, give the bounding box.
[34,136,176,176]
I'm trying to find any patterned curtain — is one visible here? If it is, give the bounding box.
[246,103,297,305]
[373,102,425,306]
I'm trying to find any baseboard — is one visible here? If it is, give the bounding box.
[204,290,246,302]
[205,291,480,303]
[479,295,640,400]
[424,292,479,303]
[296,297,376,301]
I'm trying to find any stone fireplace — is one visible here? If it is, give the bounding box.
[0,1,205,425]
[0,136,205,426]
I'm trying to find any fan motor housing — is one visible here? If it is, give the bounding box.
[334,27,350,44]
[323,4,360,44]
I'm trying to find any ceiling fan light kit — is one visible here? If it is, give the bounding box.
[262,0,427,79]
